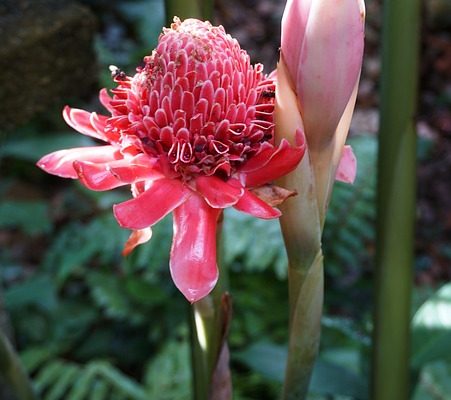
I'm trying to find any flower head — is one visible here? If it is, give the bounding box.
[276,0,365,221]
[38,18,305,302]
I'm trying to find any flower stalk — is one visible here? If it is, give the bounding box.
[372,0,420,398]
[276,59,324,400]
[0,330,37,400]
[276,1,365,398]
[190,217,232,400]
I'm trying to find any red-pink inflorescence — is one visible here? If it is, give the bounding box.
[38,18,305,302]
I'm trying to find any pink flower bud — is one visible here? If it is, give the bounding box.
[281,0,365,149]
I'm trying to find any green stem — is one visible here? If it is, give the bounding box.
[165,0,213,25]
[190,217,230,400]
[281,252,324,400]
[0,330,37,400]
[190,296,217,400]
[277,154,324,400]
[372,0,420,399]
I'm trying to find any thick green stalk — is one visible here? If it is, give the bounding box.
[277,154,323,400]
[280,252,324,400]
[190,217,231,400]
[165,0,213,25]
[372,0,420,399]
[275,61,324,400]
[0,330,37,400]
[190,296,217,400]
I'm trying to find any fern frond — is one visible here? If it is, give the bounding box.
[30,357,147,400]
[323,135,377,277]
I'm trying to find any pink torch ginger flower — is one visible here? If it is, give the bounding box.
[37,18,305,302]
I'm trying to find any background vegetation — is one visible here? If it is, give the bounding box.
[1,0,450,399]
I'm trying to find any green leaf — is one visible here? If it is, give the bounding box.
[412,360,451,400]
[92,360,148,400]
[235,341,285,382]
[412,283,451,368]
[66,366,96,400]
[4,274,57,312]
[236,341,368,398]
[32,358,148,400]
[86,272,134,321]
[144,341,192,399]
[0,133,94,162]
[312,359,368,399]
[46,363,80,400]
[323,316,370,344]
[125,277,166,306]
[21,346,59,373]
[0,201,51,235]
[35,360,66,393]
[223,209,287,278]
[43,214,128,285]
[91,380,109,400]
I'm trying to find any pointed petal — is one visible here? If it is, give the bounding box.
[280,0,313,85]
[36,146,119,178]
[99,88,115,114]
[234,189,281,219]
[122,228,152,256]
[63,106,107,141]
[74,160,124,191]
[335,145,357,183]
[113,178,190,229]
[243,137,305,187]
[238,142,274,173]
[281,0,365,148]
[109,158,164,184]
[90,112,109,137]
[170,194,220,302]
[74,155,163,191]
[195,176,244,208]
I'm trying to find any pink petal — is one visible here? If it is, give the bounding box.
[109,158,164,184]
[281,0,365,148]
[36,146,120,178]
[90,112,109,138]
[63,106,108,141]
[234,189,281,219]
[280,0,313,81]
[243,138,306,187]
[122,228,152,256]
[335,145,357,183]
[195,176,244,208]
[170,194,220,302]
[113,178,190,229]
[74,160,123,191]
[99,88,115,114]
[238,142,275,173]
[74,154,163,191]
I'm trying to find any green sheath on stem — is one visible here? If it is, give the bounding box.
[372,0,420,399]
[0,330,37,400]
[277,151,324,400]
[281,252,324,400]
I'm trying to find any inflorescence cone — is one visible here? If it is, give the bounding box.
[37,18,306,302]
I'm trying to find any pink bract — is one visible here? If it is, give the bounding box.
[37,18,305,302]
